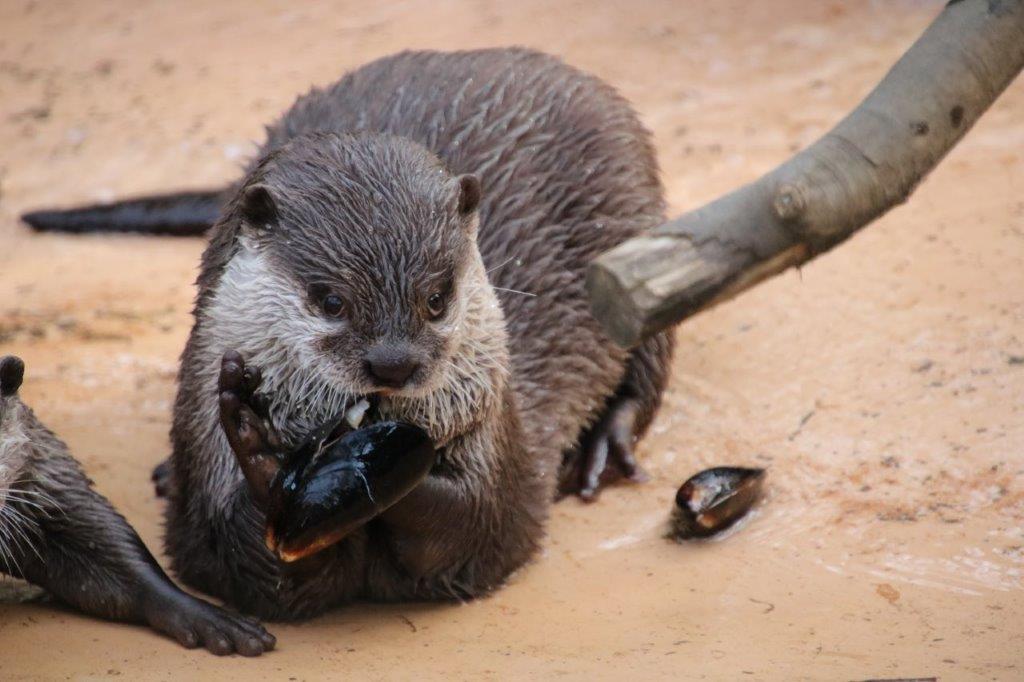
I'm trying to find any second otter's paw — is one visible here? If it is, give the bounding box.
[144,589,276,656]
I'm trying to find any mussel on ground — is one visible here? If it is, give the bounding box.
[265,401,435,562]
[671,466,766,540]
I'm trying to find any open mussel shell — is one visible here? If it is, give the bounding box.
[266,420,435,562]
[671,467,765,540]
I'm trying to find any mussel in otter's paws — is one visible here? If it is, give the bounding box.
[671,467,765,540]
[266,421,435,562]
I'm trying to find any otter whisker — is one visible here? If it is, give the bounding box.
[4,486,60,501]
[0,540,20,576]
[6,484,63,518]
[485,255,517,276]
[491,286,536,298]
[5,484,44,499]
[5,500,54,527]
[2,495,47,511]
[466,345,504,368]
[0,512,27,576]
[1,503,40,534]
[1,506,43,564]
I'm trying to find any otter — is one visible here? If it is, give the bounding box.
[28,48,675,618]
[0,355,275,655]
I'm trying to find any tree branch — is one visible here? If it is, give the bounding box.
[587,0,1024,348]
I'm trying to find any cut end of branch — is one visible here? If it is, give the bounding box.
[588,236,741,347]
[586,258,644,348]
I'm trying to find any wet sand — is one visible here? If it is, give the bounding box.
[1,1,1022,679]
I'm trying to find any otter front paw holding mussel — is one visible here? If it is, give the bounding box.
[216,350,435,563]
[0,356,275,655]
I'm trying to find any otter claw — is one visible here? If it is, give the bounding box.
[561,396,647,502]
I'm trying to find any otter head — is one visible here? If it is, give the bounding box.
[0,355,27,507]
[213,134,493,417]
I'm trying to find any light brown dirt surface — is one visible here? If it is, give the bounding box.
[1,1,1022,679]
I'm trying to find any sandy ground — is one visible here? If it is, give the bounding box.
[0,0,1022,679]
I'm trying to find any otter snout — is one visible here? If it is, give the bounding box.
[363,343,423,389]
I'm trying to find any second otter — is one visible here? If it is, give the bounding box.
[0,356,275,655]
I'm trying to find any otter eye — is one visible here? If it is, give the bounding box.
[426,292,446,319]
[322,295,345,318]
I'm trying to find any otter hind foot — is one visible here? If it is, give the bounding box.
[564,395,649,502]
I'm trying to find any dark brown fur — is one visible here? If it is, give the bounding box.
[0,356,275,655]
[164,48,674,619]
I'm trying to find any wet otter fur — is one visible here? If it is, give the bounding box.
[154,47,674,619]
[0,355,275,655]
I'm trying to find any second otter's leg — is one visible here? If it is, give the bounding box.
[560,330,674,500]
[1,355,275,655]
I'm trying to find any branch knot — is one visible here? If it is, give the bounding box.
[773,184,806,222]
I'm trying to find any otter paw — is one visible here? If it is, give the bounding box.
[146,593,276,656]
[569,396,649,502]
[218,351,284,506]
[218,351,279,457]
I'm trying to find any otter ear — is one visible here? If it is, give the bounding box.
[455,174,481,217]
[239,184,279,231]
[0,355,25,397]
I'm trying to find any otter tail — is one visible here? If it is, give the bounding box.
[21,190,224,237]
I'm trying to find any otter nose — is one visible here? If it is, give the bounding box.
[364,346,420,389]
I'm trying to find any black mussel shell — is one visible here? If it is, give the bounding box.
[672,467,765,539]
[266,420,434,562]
